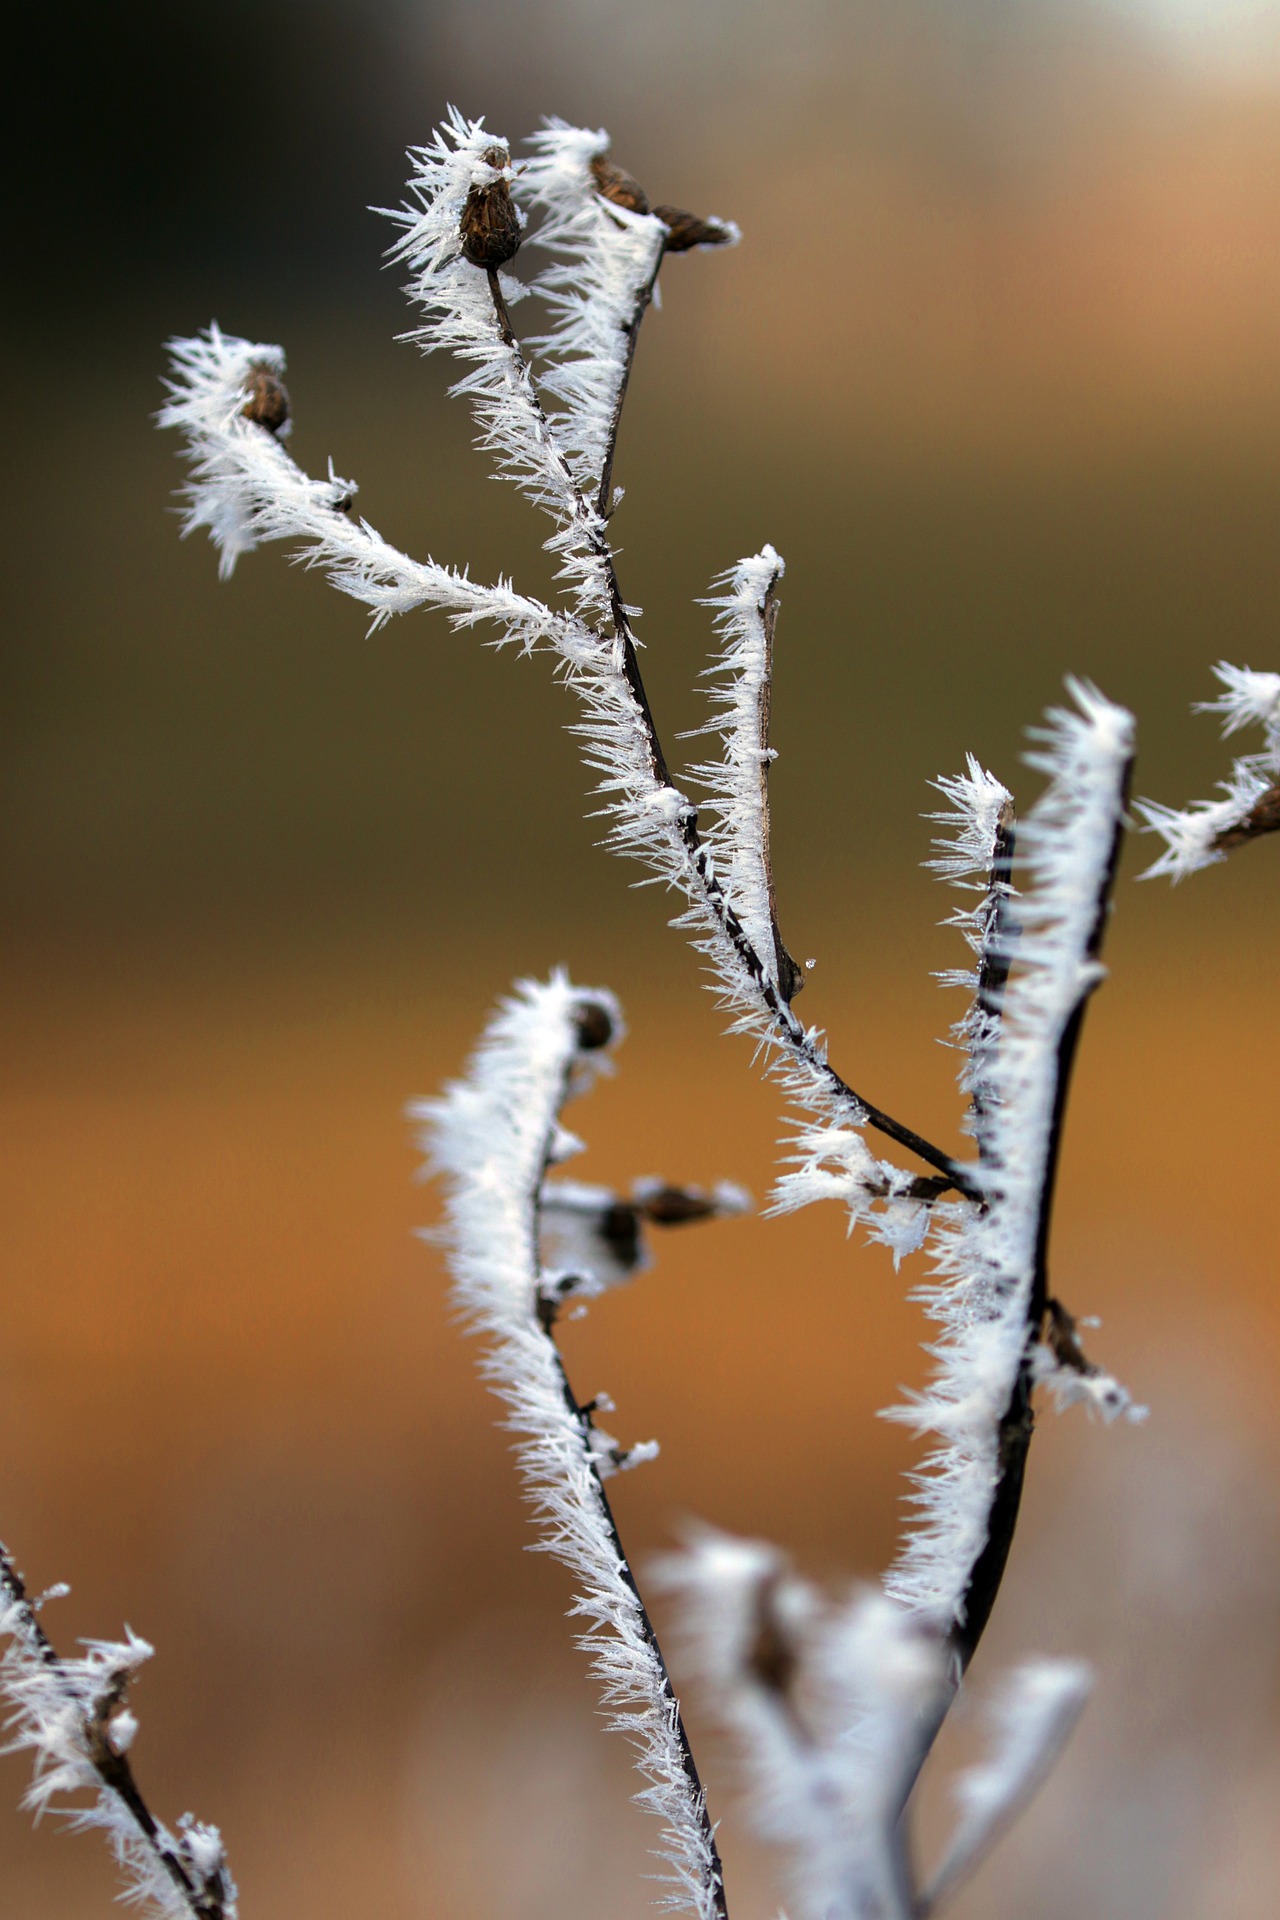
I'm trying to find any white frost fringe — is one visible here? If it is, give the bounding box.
[411,974,722,1920]
[0,1566,235,1918]
[687,548,789,994]
[885,682,1140,1629]
[160,323,567,646]
[1137,661,1280,881]
[521,121,670,504]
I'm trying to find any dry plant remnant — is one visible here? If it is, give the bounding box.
[3,106,1273,1920]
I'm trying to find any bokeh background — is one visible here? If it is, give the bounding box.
[3,2,1279,1915]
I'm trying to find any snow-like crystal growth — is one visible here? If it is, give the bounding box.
[1137,661,1280,881]
[0,1556,236,1919]
[412,974,723,1920]
[885,683,1137,1630]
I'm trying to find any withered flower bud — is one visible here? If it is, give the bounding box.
[653,206,735,253]
[573,998,615,1051]
[590,154,650,215]
[241,364,290,436]
[460,146,523,269]
[634,1183,720,1226]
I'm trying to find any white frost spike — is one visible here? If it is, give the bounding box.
[771,1124,932,1264]
[921,1659,1092,1915]
[655,1530,946,1920]
[928,756,1015,1135]
[1199,660,1280,753]
[411,975,723,1920]
[1137,661,1280,881]
[886,682,1133,1631]
[522,121,669,504]
[161,325,570,648]
[0,1561,236,1918]
[927,758,1013,887]
[689,548,794,996]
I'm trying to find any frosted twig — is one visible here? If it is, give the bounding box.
[413,974,728,1920]
[687,548,803,1004]
[886,683,1140,1662]
[164,117,977,1199]
[159,325,570,647]
[1137,661,1280,880]
[918,1659,1092,1916]
[0,1544,235,1920]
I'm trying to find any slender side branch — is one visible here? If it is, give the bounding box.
[401,118,973,1195]
[1137,661,1280,880]
[0,1545,235,1920]
[414,974,727,1920]
[886,684,1138,1662]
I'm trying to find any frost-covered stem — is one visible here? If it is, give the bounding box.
[0,1547,231,1920]
[481,267,972,1188]
[421,978,725,1920]
[952,757,1131,1668]
[595,246,665,520]
[545,1339,728,1920]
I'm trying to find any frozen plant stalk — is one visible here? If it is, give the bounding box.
[148,104,1280,1920]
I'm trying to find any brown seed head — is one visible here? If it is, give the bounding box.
[653,206,735,253]
[241,364,290,436]
[573,998,614,1051]
[634,1183,719,1226]
[590,153,650,215]
[460,146,523,269]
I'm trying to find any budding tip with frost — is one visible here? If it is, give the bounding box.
[460,145,524,269]
[240,362,290,436]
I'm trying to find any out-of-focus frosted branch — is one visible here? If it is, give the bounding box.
[653,1532,945,1920]
[0,1545,235,1920]
[1137,662,1280,880]
[919,1659,1091,1916]
[412,974,728,1920]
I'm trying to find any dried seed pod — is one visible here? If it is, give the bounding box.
[241,364,290,435]
[573,998,615,1051]
[653,206,735,253]
[460,146,523,269]
[590,153,650,215]
[634,1183,721,1226]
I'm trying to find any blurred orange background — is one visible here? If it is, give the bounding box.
[3,3,1279,1916]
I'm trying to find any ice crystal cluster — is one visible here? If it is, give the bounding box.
[1137,663,1280,880]
[4,103,1272,1920]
